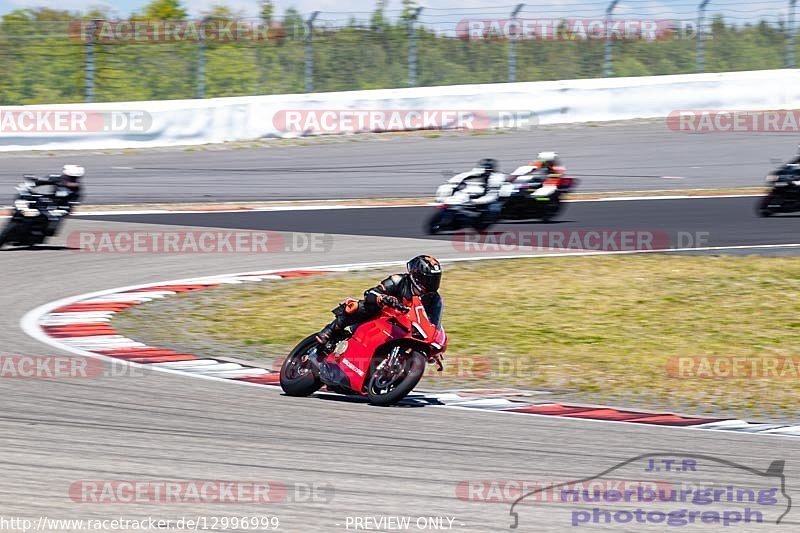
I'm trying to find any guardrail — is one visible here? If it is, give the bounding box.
[1,69,798,151]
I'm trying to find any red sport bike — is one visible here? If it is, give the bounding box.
[279,296,447,406]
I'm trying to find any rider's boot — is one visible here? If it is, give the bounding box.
[315,322,337,346]
[315,319,347,359]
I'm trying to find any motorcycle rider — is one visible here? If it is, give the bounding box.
[34,165,84,212]
[315,255,443,349]
[464,158,506,218]
[533,151,564,175]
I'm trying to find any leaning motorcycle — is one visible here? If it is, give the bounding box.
[757,163,800,217]
[0,178,71,249]
[280,296,447,406]
[497,165,578,222]
[426,168,503,234]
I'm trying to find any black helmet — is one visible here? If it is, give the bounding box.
[407,255,442,295]
[477,158,498,173]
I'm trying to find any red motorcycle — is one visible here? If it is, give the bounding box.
[280,296,447,406]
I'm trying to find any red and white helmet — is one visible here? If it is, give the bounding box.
[537,151,559,166]
[61,164,85,178]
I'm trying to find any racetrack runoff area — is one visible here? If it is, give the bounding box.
[111,254,800,422]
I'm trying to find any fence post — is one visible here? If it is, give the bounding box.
[85,20,96,103]
[408,7,423,87]
[789,0,798,68]
[305,11,319,93]
[697,0,711,73]
[508,4,524,83]
[604,0,620,77]
[197,17,208,99]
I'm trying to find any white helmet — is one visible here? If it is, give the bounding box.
[537,151,559,164]
[61,164,85,178]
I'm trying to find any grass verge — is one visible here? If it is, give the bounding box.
[114,255,800,420]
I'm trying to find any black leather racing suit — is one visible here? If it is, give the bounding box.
[36,174,82,212]
[318,273,442,343]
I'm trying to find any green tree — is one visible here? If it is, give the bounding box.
[260,1,274,23]
[142,0,187,20]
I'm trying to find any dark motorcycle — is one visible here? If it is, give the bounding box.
[0,178,71,249]
[757,163,800,217]
[426,204,494,234]
[498,166,578,222]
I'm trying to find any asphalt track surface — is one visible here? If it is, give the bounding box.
[1,121,798,204]
[1,192,799,531]
[1,119,799,531]
[80,196,800,250]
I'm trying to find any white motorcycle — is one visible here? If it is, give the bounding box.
[426,168,507,234]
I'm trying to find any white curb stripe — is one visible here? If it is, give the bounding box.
[20,257,799,438]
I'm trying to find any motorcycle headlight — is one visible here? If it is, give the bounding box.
[14,199,30,211]
[765,175,779,183]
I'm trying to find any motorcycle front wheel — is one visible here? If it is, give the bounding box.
[280,334,323,396]
[366,350,426,406]
[426,210,452,235]
[540,196,562,222]
[0,220,17,249]
[757,193,778,217]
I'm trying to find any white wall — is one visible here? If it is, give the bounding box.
[1,69,798,151]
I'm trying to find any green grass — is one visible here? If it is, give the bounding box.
[115,256,800,419]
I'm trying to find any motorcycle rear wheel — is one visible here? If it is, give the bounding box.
[472,211,494,232]
[366,350,426,406]
[280,334,323,397]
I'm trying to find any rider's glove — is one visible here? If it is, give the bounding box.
[380,295,408,311]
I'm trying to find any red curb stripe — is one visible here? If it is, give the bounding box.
[53,303,133,313]
[43,323,118,328]
[44,324,115,330]
[270,270,329,278]
[97,351,185,360]
[505,404,722,427]
[128,355,197,363]
[234,374,281,385]
[95,348,176,355]
[129,284,218,293]
[624,415,723,426]
[46,331,119,338]
[44,324,118,331]
[558,409,659,422]
[507,405,591,415]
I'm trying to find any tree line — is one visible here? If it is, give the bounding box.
[0,0,792,104]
